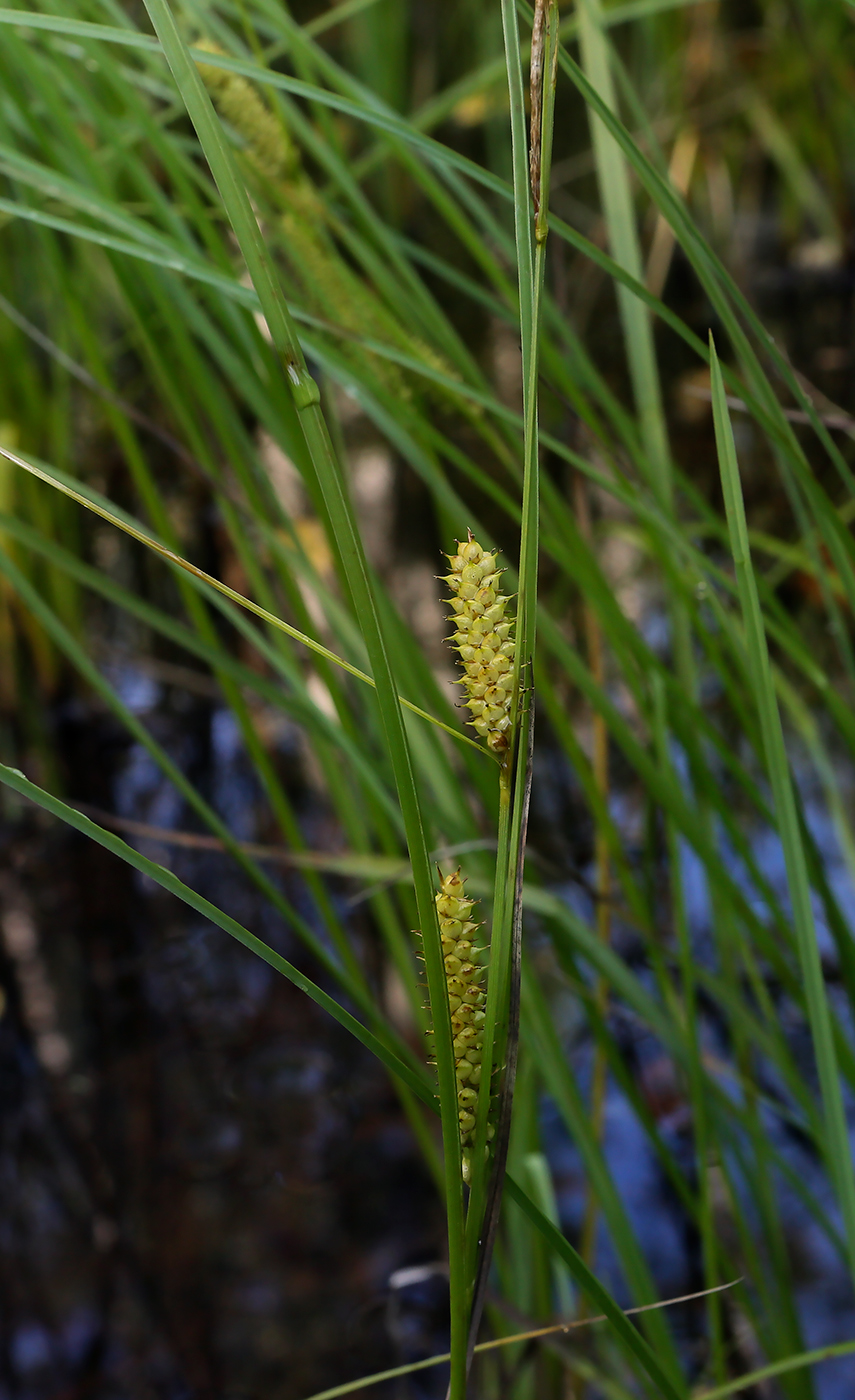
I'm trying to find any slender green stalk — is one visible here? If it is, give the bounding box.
[459,2,557,1368]
[466,0,550,1242]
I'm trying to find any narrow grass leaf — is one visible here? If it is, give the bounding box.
[710,337,855,1291]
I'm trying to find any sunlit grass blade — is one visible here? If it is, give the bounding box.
[574,0,670,505]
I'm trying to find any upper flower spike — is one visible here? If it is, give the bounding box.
[443,534,516,755]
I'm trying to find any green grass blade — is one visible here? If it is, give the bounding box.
[139,3,469,1384]
[698,1340,855,1400]
[504,1174,686,1400]
[0,441,488,758]
[710,336,855,1291]
[574,0,670,505]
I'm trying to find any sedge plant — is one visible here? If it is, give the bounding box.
[0,1,855,1397]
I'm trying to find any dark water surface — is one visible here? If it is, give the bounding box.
[0,678,449,1400]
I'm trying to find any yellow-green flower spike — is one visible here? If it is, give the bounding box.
[428,868,495,1183]
[443,534,516,756]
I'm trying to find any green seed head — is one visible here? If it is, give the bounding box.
[423,868,497,1178]
[442,535,516,757]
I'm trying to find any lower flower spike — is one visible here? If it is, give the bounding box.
[426,868,495,1182]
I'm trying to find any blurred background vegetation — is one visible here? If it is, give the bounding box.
[2,0,855,1397]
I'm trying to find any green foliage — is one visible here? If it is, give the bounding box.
[0,0,854,1395]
